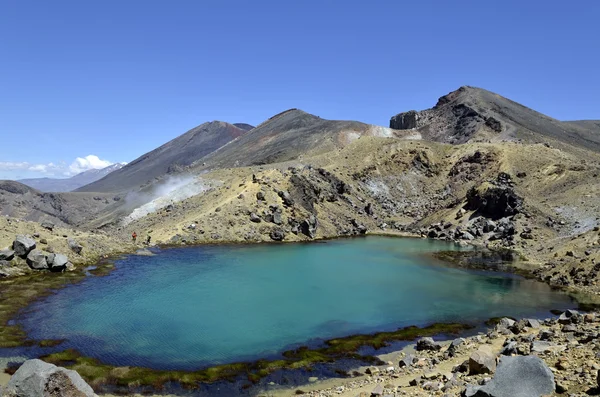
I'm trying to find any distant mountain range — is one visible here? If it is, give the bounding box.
[17,163,126,192]
[2,85,599,229]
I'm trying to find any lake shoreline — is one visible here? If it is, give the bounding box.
[0,234,595,395]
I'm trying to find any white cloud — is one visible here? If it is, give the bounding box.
[68,155,113,175]
[0,155,116,179]
[0,161,30,170]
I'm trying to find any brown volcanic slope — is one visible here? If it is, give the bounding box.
[390,86,600,151]
[197,109,402,170]
[76,121,250,193]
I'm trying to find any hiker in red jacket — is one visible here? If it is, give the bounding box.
[132,232,137,242]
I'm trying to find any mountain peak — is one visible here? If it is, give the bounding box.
[390,86,600,151]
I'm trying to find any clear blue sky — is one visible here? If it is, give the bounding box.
[1,0,599,179]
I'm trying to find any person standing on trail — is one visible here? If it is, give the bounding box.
[146,235,151,245]
[132,231,137,242]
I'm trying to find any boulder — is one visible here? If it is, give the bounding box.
[67,238,83,254]
[399,354,415,368]
[0,249,15,261]
[26,249,48,270]
[12,235,36,257]
[5,359,95,397]
[525,319,541,328]
[469,350,496,375]
[256,191,265,201]
[250,213,262,223]
[447,338,466,357]
[500,341,518,356]
[497,317,515,329]
[371,383,384,396]
[463,355,554,397]
[278,190,294,207]
[47,253,69,271]
[558,309,580,324]
[416,337,442,352]
[41,221,55,231]
[272,211,283,225]
[301,215,318,238]
[270,228,285,241]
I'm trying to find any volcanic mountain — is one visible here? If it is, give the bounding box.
[390,86,600,152]
[76,121,251,193]
[196,108,402,169]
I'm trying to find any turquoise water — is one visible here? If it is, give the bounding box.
[18,237,573,370]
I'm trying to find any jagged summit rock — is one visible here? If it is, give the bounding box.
[390,86,600,151]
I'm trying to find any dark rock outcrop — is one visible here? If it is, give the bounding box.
[301,215,318,238]
[466,184,522,220]
[390,110,419,130]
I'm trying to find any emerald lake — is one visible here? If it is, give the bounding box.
[16,237,574,370]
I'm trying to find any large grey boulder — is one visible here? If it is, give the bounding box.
[12,235,36,257]
[26,250,48,270]
[5,358,96,397]
[47,253,69,272]
[464,355,554,397]
[67,238,83,255]
[469,349,496,375]
[0,249,15,261]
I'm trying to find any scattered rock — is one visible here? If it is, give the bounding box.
[256,191,265,201]
[250,213,262,223]
[469,349,496,375]
[12,235,36,257]
[417,337,442,351]
[5,359,95,397]
[26,249,48,270]
[278,190,294,207]
[371,383,384,396]
[47,253,69,271]
[0,249,15,261]
[270,228,285,241]
[67,238,83,255]
[41,221,55,231]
